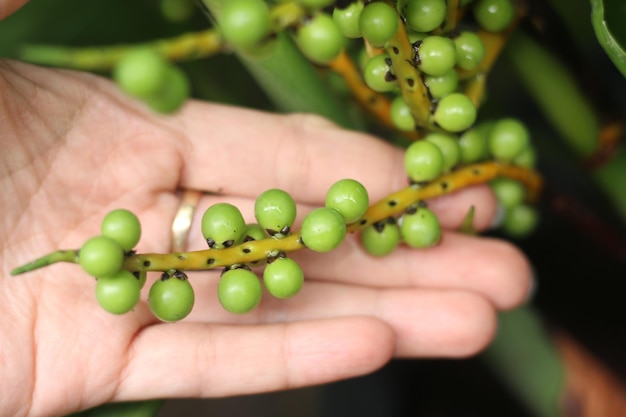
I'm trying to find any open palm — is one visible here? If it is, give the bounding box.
[0,60,531,417]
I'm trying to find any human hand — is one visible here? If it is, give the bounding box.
[0,59,531,417]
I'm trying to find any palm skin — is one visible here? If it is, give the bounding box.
[0,59,531,417]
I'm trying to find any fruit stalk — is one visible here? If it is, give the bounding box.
[20,29,223,70]
[328,50,422,139]
[11,161,542,276]
[384,13,433,129]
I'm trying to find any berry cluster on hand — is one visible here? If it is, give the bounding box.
[12,125,540,322]
[12,0,544,322]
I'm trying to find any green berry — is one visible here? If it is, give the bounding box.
[100,209,141,252]
[325,178,369,223]
[390,95,415,132]
[243,223,268,241]
[402,0,447,33]
[490,178,526,209]
[295,13,346,64]
[79,235,125,278]
[488,118,530,162]
[416,36,457,76]
[407,29,428,44]
[218,268,262,314]
[360,219,401,256]
[263,257,304,299]
[425,132,461,172]
[359,2,398,47]
[424,69,458,99]
[473,0,514,32]
[332,1,364,39]
[404,140,444,182]
[513,146,537,168]
[400,207,442,248]
[433,92,477,132]
[218,0,272,50]
[145,66,190,113]
[453,31,485,71]
[502,204,538,238]
[160,0,194,22]
[300,207,347,253]
[458,123,491,163]
[201,203,247,249]
[113,48,169,99]
[96,270,141,315]
[148,273,195,322]
[363,54,396,93]
[254,189,297,237]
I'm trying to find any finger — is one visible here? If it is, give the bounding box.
[115,317,395,401]
[176,273,496,358]
[0,0,28,21]
[175,101,407,204]
[291,232,532,310]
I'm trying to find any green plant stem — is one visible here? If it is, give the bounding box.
[505,31,600,158]
[20,30,223,70]
[483,306,565,417]
[590,0,626,78]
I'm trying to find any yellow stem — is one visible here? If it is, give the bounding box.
[458,2,527,106]
[328,51,422,140]
[11,161,542,276]
[385,16,433,130]
[123,161,542,272]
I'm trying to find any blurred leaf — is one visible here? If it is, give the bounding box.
[201,0,360,128]
[483,307,565,417]
[590,0,626,77]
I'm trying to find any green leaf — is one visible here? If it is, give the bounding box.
[483,307,565,417]
[590,0,626,77]
[505,32,600,157]
[200,0,360,129]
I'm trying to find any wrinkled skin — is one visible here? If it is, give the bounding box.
[0,3,531,416]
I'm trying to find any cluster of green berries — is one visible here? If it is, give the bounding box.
[215,0,515,134]
[110,0,516,127]
[65,0,539,322]
[75,112,537,321]
[403,116,539,237]
[200,179,370,314]
[74,173,456,321]
[77,209,195,321]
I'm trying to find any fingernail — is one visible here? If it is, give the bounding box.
[525,265,538,303]
[490,203,505,229]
